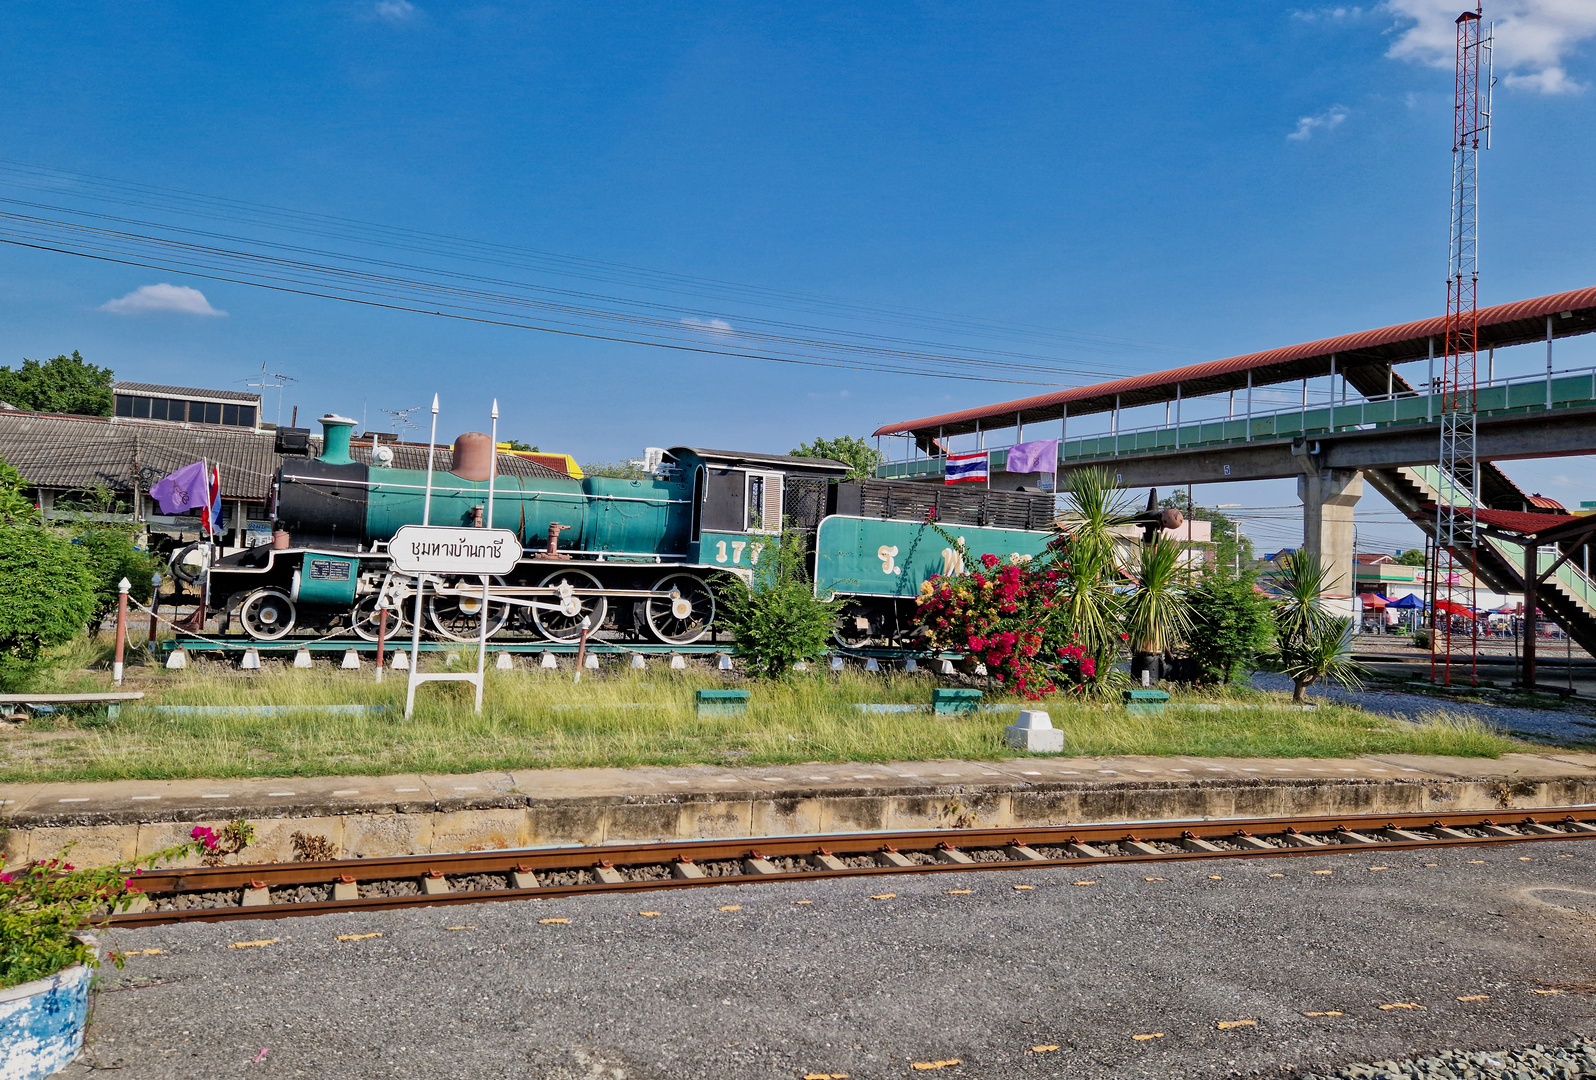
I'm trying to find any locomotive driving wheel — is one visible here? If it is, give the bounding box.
[642,573,714,645]
[238,588,297,641]
[426,576,511,642]
[532,569,607,642]
[349,594,407,642]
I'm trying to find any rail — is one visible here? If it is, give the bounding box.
[110,807,1596,927]
[878,365,1596,480]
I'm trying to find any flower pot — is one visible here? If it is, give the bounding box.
[0,935,98,1080]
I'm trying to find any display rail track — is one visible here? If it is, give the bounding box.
[112,807,1596,928]
[155,636,935,660]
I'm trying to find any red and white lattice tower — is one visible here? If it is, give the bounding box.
[1432,5,1492,686]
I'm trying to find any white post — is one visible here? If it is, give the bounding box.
[405,394,442,719]
[1015,411,1022,444]
[1546,315,1554,409]
[1174,383,1181,448]
[1487,347,1494,385]
[1113,394,1120,437]
[473,399,499,712]
[112,577,130,685]
[1246,371,1253,441]
[1427,337,1434,421]
[1060,404,1067,462]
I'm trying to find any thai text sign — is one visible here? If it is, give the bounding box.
[389,525,522,575]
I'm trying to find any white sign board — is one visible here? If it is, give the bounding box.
[388,525,522,575]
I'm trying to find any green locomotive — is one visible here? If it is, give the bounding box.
[203,415,1057,645]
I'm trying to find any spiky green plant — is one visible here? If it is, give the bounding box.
[1123,532,1192,656]
[1054,468,1138,691]
[1268,551,1364,702]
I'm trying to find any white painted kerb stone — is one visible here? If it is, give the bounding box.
[1004,710,1064,753]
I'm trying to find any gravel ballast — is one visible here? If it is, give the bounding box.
[1312,1041,1596,1079]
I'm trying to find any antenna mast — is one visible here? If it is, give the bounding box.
[1433,4,1491,686]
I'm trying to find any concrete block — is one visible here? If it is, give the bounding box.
[932,846,974,864]
[593,864,625,884]
[830,655,845,671]
[674,799,753,839]
[24,825,138,868]
[750,797,824,838]
[584,653,600,670]
[793,660,808,672]
[975,663,988,676]
[540,651,558,670]
[933,688,982,715]
[1123,689,1169,715]
[241,884,271,906]
[390,650,409,670]
[1004,844,1046,861]
[630,653,646,670]
[669,653,686,670]
[864,657,879,673]
[333,878,359,902]
[1005,709,1064,752]
[340,648,361,670]
[495,651,514,670]
[903,658,917,674]
[696,688,750,717]
[812,853,847,871]
[511,869,539,889]
[116,892,151,914]
[671,860,706,879]
[742,857,778,874]
[430,808,526,854]
[940,659,956,675]
[421,872,452,894]
[341,814,432,859]
[165,648,187,669]
[239,648,260,670]
[293,648,313,669]
[717,653,733,671]
[874,849,914,867]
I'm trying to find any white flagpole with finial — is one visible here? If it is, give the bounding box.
[405,395,441,719]
[473,399,499,711]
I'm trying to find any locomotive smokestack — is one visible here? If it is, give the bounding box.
[317,415,357,465]
[450,432,494,481]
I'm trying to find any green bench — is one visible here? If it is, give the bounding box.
[695,688,750,717]
[932,688,982,716]
[1123,688,1170,715]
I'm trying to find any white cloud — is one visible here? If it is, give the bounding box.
[681,316,734,335]
[1288,104,1350,140]
[1385,0,1596,94]
[374,0,417,22]
[1291,6,1370,21]
[100,284,226,317]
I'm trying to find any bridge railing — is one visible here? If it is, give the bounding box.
[877,365,1596,481]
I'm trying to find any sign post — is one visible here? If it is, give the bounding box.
[398,396,521,718]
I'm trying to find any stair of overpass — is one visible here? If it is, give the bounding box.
[1365,463,1596,661]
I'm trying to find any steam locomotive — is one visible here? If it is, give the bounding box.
[201,415,1059,645]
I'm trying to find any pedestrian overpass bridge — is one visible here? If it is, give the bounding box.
[871,285,1596,659]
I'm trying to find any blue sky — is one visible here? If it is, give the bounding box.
[1,2,1592,552]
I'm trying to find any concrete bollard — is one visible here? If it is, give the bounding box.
[940,659,955,675]
[293,648,314,669]
[540,651,558,670]
[669,653,686,670]
[717,653,733,671]
[240,648,261,671]
[904,657,917,674]
[975,663,988,676]
[165,648,188,670]
[631,653,646,670]
[1004,710,1064,753]
[584,653,600,670]
[495,651,515,671]
[341,649,361,670]
[864,657,880,673]
[830,655,845,672]
[390,650,410,670]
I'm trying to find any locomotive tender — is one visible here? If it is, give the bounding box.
[204,415,1057,646]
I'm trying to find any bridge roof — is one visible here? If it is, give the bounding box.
[874,285,1596,440]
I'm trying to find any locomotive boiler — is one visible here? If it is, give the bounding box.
[202,414,1059,646]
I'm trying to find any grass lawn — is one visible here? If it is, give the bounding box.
[0,644,1520,784]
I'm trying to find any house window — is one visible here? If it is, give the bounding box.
[745,471,783,534]
[149,397,170,421]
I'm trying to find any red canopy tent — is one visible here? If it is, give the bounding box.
[1357,593,1387,609]
[1433,599,1476,618]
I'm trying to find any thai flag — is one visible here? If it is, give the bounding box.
[198,462,222,536]
[944,451,989,485]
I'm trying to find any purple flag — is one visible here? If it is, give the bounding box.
[1005,438,1059,475]
[149,460,208,515]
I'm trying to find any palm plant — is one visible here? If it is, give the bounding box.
[1122,532,1192,684]
[1054,468,1137,684]
[1269,551,1364,702]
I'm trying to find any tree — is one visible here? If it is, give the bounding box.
[0,527,97,689]
[790,436,884,481]
[502,439,539,452]
[71,529,161,632]
[1122,532,1192,684]
[1159,490,1253,574]
[581,460,650,479]
[1267,551,1364,702]
[1182,574,1273,685]
[718,530,843,678]
[0,352,114,416]
[1396,548,1427,567]
[0,454,38,526]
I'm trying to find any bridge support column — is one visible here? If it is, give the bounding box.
[1297,467,1362,619]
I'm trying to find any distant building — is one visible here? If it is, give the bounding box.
[111,382,262,431]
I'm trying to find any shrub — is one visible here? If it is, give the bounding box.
[71,527,161,631]
[0,527,97,690]
[1182,574,1274,685]
[718,530,843,678]
[915,548,1067,696]
[1267,551,1364,702]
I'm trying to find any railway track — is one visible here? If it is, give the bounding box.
[111,808,1596,928]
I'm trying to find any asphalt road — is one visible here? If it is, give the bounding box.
[72,839,1596,1080]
